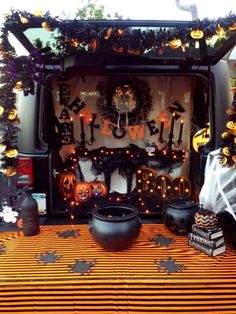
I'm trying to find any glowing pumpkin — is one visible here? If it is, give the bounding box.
[226,121,236,134]
[190,29,204,39]
[8,109,17,120]
[229,23,236,31]
[89,180,107,198]
[5,148,18,158]
[169,38,182,49]
[58,171,76,200]
[42,21,53,32]
[74,182,92,203]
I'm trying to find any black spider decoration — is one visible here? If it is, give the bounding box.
[35,251,62,265]
[148,234,175,247]
[57,229,80,238]
[0,244,6,255]
[155,257,184,274]
[68,259,96,275]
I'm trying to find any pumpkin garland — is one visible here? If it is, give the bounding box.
[219,91,236,168]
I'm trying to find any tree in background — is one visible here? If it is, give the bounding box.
[75,0,122,19]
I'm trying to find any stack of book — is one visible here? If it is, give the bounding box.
[188,224,226,257]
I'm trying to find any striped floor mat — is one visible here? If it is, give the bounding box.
[0,223,235,313]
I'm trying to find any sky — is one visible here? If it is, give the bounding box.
[1,0,236,21]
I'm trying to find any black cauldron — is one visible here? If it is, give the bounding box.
[89,203,142,251]
[163,198,199,235]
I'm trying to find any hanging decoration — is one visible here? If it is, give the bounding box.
[192,123,210,152]
[2,9,236,57]
[96,77,152,127]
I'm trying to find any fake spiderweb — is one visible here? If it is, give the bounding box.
[199,149,236,220]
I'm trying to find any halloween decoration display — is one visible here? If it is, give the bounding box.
[194,207,219,228]
[89,180,107,198]
[58,171,76,200]
[19,190,40,236]
[89,203,141,251]
[82,144,185,194]
[164,198,199,235]
[220,91,236,168]
[192,123,210,152]
[0,8,235,177]
[74,181,92,203]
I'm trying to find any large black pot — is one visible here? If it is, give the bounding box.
[89,203,142,251]
[163,198,199,235]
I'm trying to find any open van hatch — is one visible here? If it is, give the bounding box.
[1,10,236,217]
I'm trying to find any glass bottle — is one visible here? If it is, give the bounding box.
[20,190,40,236]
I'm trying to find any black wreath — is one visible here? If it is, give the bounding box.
[96,77,152,126]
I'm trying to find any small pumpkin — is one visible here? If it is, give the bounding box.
[58,171,76,200]
[74,181,92,203]
[42,21,53,32]
[226,121,236,134]
[89,180,107,198]
[190,29,204,39]
[169,38,182,49]
[5,148,18,158]
[8,109,17,120]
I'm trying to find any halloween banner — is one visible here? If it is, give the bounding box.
[54,76,193,149]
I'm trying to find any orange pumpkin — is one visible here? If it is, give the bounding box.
[89,180,107,198]
[74,181,92,203]
[190,29,204,39]
[58,171,76,200]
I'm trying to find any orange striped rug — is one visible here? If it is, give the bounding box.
[0,223,235,313]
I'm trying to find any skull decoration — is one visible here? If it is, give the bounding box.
[89,180,107,198]
[58,171,76,200]
[74,182,92,203]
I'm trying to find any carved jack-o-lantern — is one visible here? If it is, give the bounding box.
[74,181,92,203]
[169,38,182,49]
[226,121,236,135]
[8,109,17,120]
[190,29,204,39]
[89,180,107,198]
[58,171,76,200]
[5,148,18,158]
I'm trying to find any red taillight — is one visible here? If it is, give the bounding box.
[17,158,34,186]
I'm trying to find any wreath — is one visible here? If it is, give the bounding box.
[96,77,152,127]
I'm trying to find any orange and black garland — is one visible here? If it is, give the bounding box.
[220,91,236,169]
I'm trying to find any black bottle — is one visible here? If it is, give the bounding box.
[20,190,40,236]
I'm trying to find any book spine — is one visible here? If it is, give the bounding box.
[188,239,213,256]
[191,225,211,240]
[189,233,214,247]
